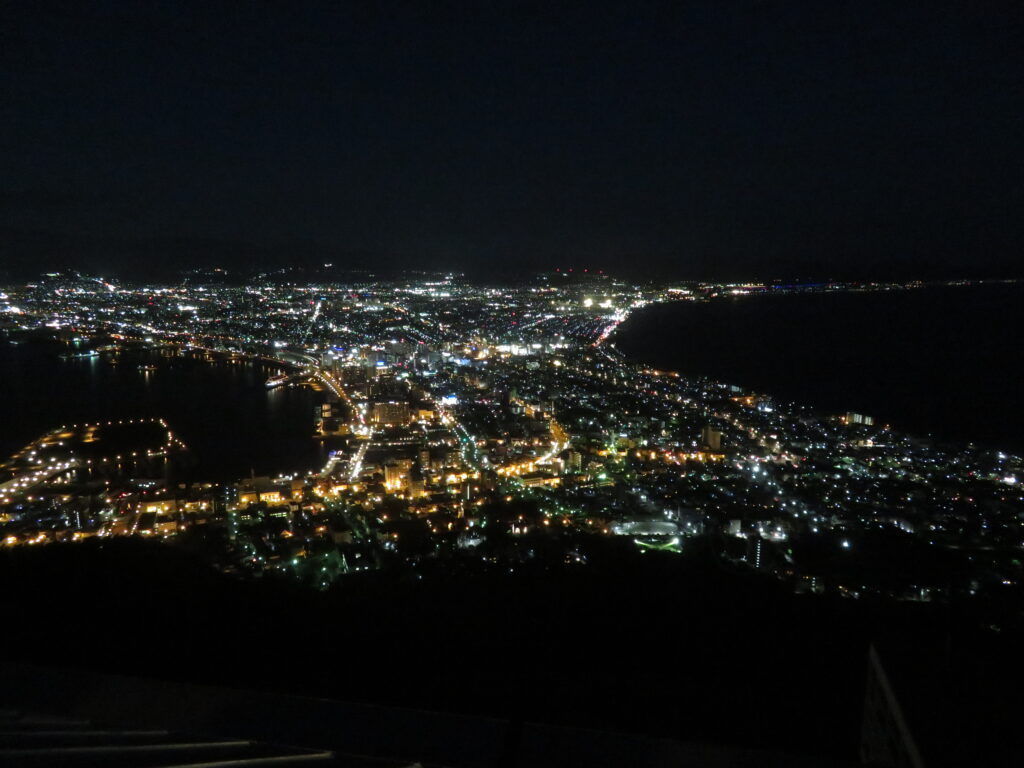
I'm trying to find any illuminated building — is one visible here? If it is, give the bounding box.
[845,412,875,426]
[371,401,411,426]
[318,402,349,435]
[701,424,723,452]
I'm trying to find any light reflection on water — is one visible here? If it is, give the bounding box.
[0,341,331,482]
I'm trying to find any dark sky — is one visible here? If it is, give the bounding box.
[2,1,1023,281]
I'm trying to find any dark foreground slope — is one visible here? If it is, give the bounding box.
[1,539,1021,765]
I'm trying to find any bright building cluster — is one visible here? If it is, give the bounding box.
[1,271,1021,602]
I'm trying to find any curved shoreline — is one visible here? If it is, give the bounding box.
[610,285,1024,453]
[0,340,328,482]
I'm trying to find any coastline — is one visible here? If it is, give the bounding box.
[610,284,1024,453]
[0,339,327,481]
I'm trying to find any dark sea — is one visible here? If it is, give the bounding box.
[0,341,329,481]
[614,284,1024,454]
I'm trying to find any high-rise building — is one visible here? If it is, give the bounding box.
[845,412,874,426]
[566,450,583,473]
[371,401,411,426]
[318,402,348,435]
[701,425,722,452]
[384,461,409,491]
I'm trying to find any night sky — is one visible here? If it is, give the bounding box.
[2,1,1023,281]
